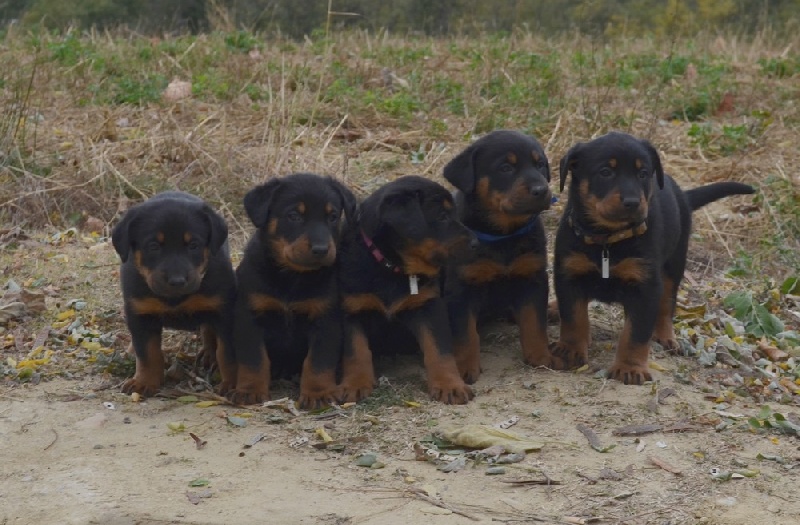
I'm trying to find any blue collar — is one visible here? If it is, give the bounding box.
[470,214,540,243]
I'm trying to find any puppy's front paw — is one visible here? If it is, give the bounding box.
[429,379,474,405]
[607,362,652,385]
[548,341,588,369]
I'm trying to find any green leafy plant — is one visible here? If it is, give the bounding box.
[748,405,800,435]
[723,291,784,338]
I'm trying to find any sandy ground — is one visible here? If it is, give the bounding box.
[1,238,799,525]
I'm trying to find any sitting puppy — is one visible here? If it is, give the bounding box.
[112,191,236,397]
[553,131,755,384]
[337,176,477,405]
[228,173,355,408]
[443,130,561,383]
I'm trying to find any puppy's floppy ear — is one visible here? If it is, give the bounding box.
[640,139,665,189]
[243,179,282,228]
[111,207,140,263]
[200,205,229,255]
[327,177,357,222]
[443,143,478,193]
[558,143,582,193]
[378,187,427,240]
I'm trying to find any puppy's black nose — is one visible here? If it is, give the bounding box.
[311,243,330,256]
[622,197,640,209]
[168,275,188,287]
[529,184,549,197]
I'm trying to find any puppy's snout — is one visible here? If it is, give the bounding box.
[529,184,550,198]
[622,196,640,210]
[167,274,188,287]
[310,243,330,256]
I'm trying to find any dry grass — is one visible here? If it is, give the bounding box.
[0,27,797,274]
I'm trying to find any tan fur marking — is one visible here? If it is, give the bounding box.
[183,231,191,243]
[298,357,337,408]
[248,293,285,313]
[610,258,650,283]
[129,295,222,316]
[517,303,553,366]
[156,232,164,243]
[297,202,306,214]
[608,317,652,385]
[508,253,546,278]
[267,218,278,235]
[453,311,481,383]
[338,326,375,402]
[343,294,386,315]
[635,158,642,169]
[230,348,271,404]
[609,158,617,168]
[402,238,448,277]
[121,333,164,396]
[418,325,472,404]
[653,276,678,351]
[532,151,540,162]
[561,252,600,277]
[507,152,517,164]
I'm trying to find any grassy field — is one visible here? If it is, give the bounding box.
[0,27,798,272]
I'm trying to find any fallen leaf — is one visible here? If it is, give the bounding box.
[649,455,682,475]
[226,416,247,427]
[440,424,544,453]
[186,489,212,505]
[189,432,207,450]
[576,423,615,452]
[188,478,209,487]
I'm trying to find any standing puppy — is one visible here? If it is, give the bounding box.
[229,173,355,408]
[112,191,236,397]
[443,130,561,384]
[553,131,754,384]
[337,176,477,404]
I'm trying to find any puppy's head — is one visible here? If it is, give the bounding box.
[112,192,228,298]
[244,173,356,272]
[559,131,664,229]
[444,130,551,232]
[363,176,476,276]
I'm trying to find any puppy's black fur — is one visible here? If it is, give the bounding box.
[337,176,477,405]
[553,131,754,384]
[229,173,355,408]
[443,130,561,383]
[112,191,236,396]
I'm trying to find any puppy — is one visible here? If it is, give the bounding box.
[228,173,355,408]
[337,176,477,404]
[111,191,236,396]
[443,130,561,383]
[553,131,754,384]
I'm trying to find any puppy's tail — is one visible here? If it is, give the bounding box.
[686,182,754,211]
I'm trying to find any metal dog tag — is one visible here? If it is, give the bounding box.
[601,248,610,279]
[409,274,419,295]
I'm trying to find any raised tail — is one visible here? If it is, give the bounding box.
[685,182,755,211]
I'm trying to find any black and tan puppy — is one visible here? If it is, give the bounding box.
[228,173,355,408]
[443,130,561,383]
[112,191,236,397]
[337,176,477,405]
[553,131,754,384]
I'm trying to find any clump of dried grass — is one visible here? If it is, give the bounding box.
[0,28,796,274]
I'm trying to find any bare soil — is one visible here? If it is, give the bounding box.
[1,233,799,525]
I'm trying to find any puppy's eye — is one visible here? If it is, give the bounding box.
[187,240,201,251]
[146,241,161,253]
[287,210,302,222]
[438,210,451,222]
[638,169,649,180]
[500,163,514,174]
[328,211,340,223]
[598,167,614,178]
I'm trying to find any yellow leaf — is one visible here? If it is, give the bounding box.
[17,357,50,369]
[574,364,589,373]
[769,437,779,445]
[649,361,668,372]
[315,427,334,442]
[404,400,421,408]
[195,400,221,408]
[56,309,75,321]
[81,340,102,351]
[233,412,253,418]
